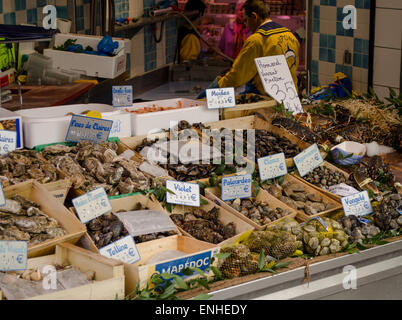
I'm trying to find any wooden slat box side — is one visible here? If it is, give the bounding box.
[3,180,86,258]
[205,186,297,230]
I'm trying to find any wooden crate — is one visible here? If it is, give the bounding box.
[0,243,125,300]
[3,180,86,258]
[205,186,297,230]
[125,235,219,292]
[262,174,343,219]
[291,161,351,201]
[166,194,255,246]
[223,95,278,121]
[42,179,72,203]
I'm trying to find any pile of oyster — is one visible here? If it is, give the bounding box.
[340,215,380,243]
[236,94,265,105]
[264,181,337,215]
[218,244,259,279]
[0,150,59,187]
[41,141,152,196]
[303,166,352,189]
[226,198,292,226]
[243,230,297,260]
[266,217,304,250]
[170,207,236,244]
[374,194,402,231]
[87,213,128,248]
[301,217,348,256]
[0,195,66,245]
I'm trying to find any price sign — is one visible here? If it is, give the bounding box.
[0,182,5,207]
[293,144,324,177]
[0,241,28,271]
[342,191,373,217]
[166,180,200,207]
[66,114,113,144]
[255,55,303,114]
[112,85,133,107]
[257,153,287,181]
[99,235,141,264]
[0,130,16,155]
[206,87,236,109]
[328,183,360,197]
[72,187,113,224]
[221,174,252,201]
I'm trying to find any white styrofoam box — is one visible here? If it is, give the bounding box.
[122,98,219,136]
[0,108,23,149]
[16,104,131,148]
[43,33,128,79]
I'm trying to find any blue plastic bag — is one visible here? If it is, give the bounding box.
[97,35,119,55]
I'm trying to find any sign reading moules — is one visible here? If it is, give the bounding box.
[206,87,236,109]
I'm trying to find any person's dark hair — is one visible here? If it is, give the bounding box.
[184,0,206,20]
[243,0,271,20]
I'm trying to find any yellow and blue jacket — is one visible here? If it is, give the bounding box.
[218,21,300,95]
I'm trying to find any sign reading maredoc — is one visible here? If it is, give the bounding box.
[166,180,200,207]
[255,55,303,114]
[66,114,113,144]
[206,87,236,109]
[221,174,252,201]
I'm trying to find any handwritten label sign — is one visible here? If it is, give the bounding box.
[72,187,113,224]
[257,153,287,181]
[66,114,113,144]
[293,144,324,177]
[0,130,16,155]
[206,87,236,109]
[341,191,373,217]
[0,182,5,207]
[112,85,133,107]
[0,241,28,271]
[99,235,140,264]
[255,55,303,114]
[166,180,200,207]
[221,174,252,201]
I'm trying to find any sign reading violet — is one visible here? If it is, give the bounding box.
[341,191,373,217]
[221,174,252,201]
[293,144,324,177]
[257,153,287,181]
[166,180,200,207]
[255,55,303,114]
[66,114,113,144]
[206,87,236,109]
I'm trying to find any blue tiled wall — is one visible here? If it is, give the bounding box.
[115,0,129,20]
[311,0,371,92]
[144,25,157,72]
[165,20,177,64]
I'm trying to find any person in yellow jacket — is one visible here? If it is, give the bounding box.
[178,0,205,63]
[197,0,300,98]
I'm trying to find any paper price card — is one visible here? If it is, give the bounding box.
[0,130,16,155]
[99,235,140,264]
[0,181,5,207]
[112,85,133,107]
[166,180,200,207]
[66,114,113,144]
[221,174,252,201]
[72,187,113,224]
[206,87,236,109]
[257,153,287,181]
[255,55,303,114]
[328,183,360,197]
[0,241,28,271]
[293,144,324,177]
[342,191,373,217]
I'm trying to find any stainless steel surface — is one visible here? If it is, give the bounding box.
[206,240,402,300]
[135,81,211,100]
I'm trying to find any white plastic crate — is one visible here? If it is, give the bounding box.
[44,34,129,79]
[122,98,219,136]
[16,104,131,148]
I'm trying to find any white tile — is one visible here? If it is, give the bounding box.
[0,14,3,24]
[312,46,319,60]
[373,47,402,88]
[374,8,402,49]
[373,85,400,101]
[3,0,14,12]
[336,49,344,64]
[343,36,354,51]
[319,61,335,75]
[16,10,27,24]
[313,0,320,5]
[313,32,319,47]
[26,0,36,9]
[156,22,165,68]
[320,6,337,21]
[56,0,67,6]
[354,23,370,40]
[357,8,370,24]
[319,73,333,86]
[352,81,368,94]
[377,0,402,9]
[131,29,145,77]
[84,4,90,30]
[130,0,143,19]
[338,0,353,7]
[327,20,336,35]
